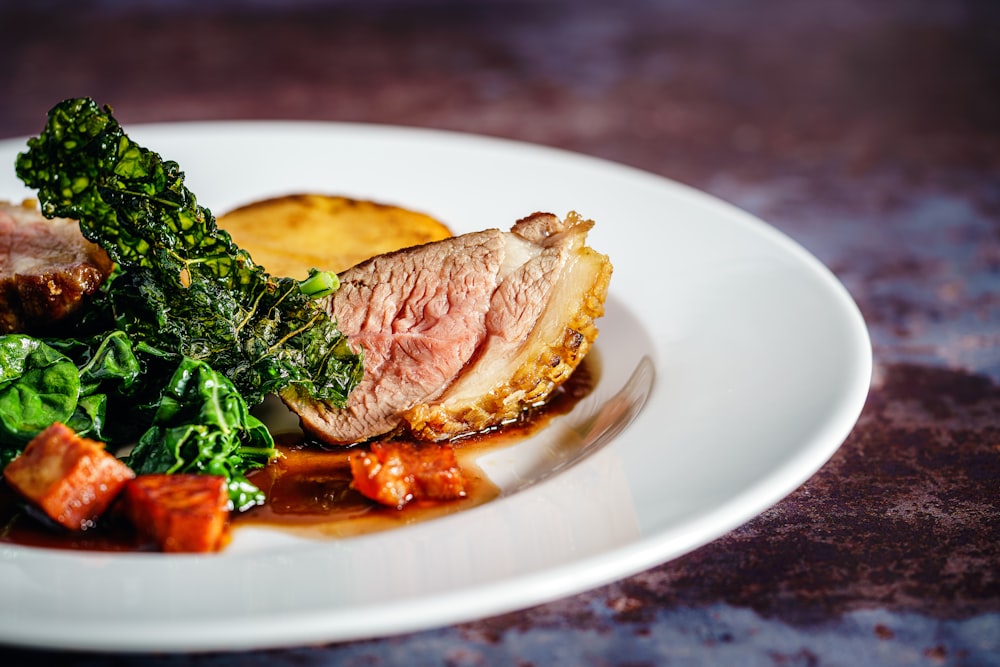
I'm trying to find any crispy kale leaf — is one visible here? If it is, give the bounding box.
[15,97,362,406]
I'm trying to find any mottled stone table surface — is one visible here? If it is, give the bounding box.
[1,0,998,664]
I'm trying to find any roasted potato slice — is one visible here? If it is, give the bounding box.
[217,194,452,279]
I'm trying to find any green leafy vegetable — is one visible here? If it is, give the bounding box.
[65,329,142,396]
[65,393,108,442]
[0,335,80,461]
[126,358,276,511]
[45,330,149,442]
[7,97,359,510]
[0,331,143,463]
[16,97,363,406]
[0,331,274,509]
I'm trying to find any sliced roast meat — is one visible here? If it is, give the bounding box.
[404,212,612,440]
[296,229,508,441]
[0,200,113,334]
[282,211,612,444]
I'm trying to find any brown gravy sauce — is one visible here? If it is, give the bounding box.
[0,357,597,552]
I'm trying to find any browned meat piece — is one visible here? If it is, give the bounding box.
[286,228,506,442]
[3,422,135,531]
[349,441,466,508]
[122,474,230,553]
[404,212,612,440]
[283,211,612,444]
[0,200,113,334]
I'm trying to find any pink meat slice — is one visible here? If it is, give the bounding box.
[285,229,507,442]
[282,211,611,445]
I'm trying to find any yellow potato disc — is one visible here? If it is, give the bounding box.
[218,194,452,279]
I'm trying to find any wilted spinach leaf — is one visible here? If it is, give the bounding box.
[39,331,149,440]
[0,335,80,461]
[126,357,277,511]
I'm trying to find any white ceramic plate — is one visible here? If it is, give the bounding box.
[0,122,871,652]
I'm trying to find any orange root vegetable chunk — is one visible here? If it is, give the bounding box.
[123,474,230,553]
[349,441,467,509]
[3,422,134,531]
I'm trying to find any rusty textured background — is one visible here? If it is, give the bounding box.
[1,0,998,664]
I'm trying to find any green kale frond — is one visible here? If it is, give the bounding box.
[15,98,363,406]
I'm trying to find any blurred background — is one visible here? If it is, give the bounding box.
[6,0,997,180]
[4,0,998,374]
[2,0,999,664]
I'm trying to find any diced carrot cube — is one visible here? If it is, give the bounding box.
[350,441,466,508]
[3,422,135,531]
[122,474,230,553]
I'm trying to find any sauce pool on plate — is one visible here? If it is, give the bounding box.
[0,357,597,552]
